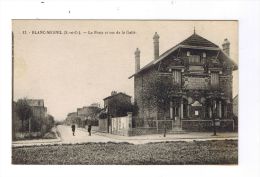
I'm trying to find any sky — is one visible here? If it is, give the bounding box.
[13,20,238,120]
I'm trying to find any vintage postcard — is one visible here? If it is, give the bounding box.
[12,20,238,165]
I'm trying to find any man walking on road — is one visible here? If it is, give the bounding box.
[71,124,76,136]
[88,124,92,136]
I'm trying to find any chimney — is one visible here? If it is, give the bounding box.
[222,38,230,56]
[111,91,117,96]
[153,32,160,60]
[135,48,140,72]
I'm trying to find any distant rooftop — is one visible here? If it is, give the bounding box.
[26,99,44,107]
[103,92,131,101]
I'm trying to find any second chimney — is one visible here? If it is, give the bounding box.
[153,32,160,60]
[222,38,230,56]
[135,48,140,72]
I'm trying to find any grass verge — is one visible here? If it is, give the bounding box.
[12,140,238,165]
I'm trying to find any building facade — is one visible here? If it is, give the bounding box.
[65,104,102,127]
[129,31,238,131]
[103,91,132,118]
[26,99,47,119]
[99,91,132,133]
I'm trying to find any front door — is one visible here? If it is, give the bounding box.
[190,101,204,119]
[172,106,181,128]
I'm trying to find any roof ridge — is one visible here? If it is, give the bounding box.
[103,92,131,100]
[128,32,236,79]
[180,33,219,48]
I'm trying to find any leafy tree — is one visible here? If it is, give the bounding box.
[40,114,55,134]
[16,98,32,132]
[31,116,42,132]
[108,97,133,117]
[143,76,179,137]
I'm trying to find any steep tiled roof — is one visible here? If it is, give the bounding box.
[129,32,236,79]
[180,33,219,48]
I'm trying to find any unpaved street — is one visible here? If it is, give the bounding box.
[57,125,117,144]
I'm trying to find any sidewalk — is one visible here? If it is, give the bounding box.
[94,131,238,144]
[12,125,238,147]
[12,137,62,147]
[12,127,62,147]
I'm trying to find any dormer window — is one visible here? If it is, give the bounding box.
[187,51,190,56]
[202,52,206,58]
[189,55,200,64]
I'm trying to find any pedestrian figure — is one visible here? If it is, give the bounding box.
[88,124,92,136]
[71,124,76,136]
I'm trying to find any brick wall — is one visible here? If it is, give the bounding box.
[182,119,234,132]
[134,68,160,124]
[133,47,235,132]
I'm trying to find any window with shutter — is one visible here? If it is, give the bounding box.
[189,55,201,64]
[172,70,181,85]
[211,72,219,88]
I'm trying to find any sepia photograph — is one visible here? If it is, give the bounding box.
[12,20,238,165]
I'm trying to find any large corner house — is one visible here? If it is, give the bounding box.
[129,31,238,131]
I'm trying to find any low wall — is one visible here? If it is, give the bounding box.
[101,116,235,136]
[111,114,132,136]
[129,128,159,136]
[91,126,99,131]
[128,128,182,136]
[98,119,108,133]
[182,119,235,132]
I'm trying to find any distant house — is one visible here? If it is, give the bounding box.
[77,106,101,118]
[77,105,101,126]
[13,98,48,134]
[98,91,132,133]
[65,112,81,127]
[90,103,101,108]
[103,91,132,117]
[65,104,102,127]
[66,112,77,123]
[26,99,47,120]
